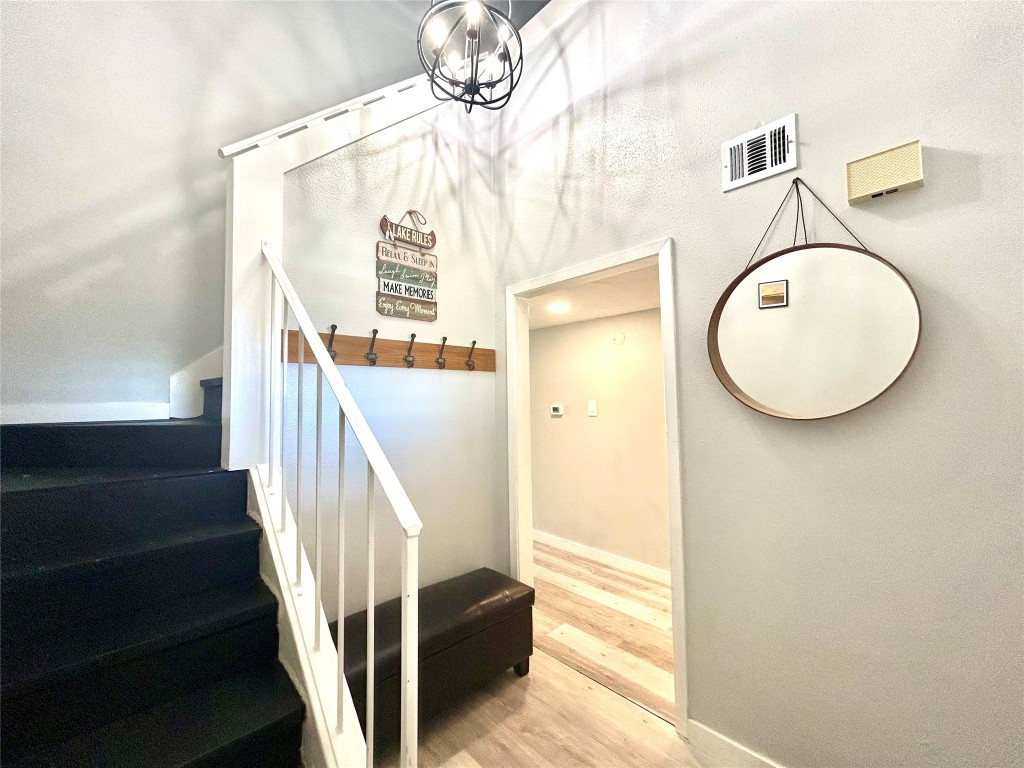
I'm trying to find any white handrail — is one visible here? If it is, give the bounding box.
[261,239,420,768]
[262,240,423,537]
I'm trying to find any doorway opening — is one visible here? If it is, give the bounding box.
[505,239,687,735]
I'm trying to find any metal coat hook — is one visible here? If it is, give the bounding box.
[365,329,379,366]
[326,324,338,361]
[436,336,448,369]
[466,340,477,371]
[404,333,417,368]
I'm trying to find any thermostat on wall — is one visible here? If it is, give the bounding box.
[846,140,923,204]
[550,404,565,417]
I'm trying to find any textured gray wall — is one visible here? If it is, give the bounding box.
[0,1,421,412]
[493,2,1024,766]
[282,105,506,617]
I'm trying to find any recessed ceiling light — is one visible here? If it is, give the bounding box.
[547,301,571,314]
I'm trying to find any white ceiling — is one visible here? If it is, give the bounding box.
[527,265,661,329]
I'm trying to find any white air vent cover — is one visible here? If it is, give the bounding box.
[722,114,798,192]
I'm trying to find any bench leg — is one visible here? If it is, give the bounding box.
[514,657,530,677]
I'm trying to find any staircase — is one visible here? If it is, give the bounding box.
[0,381,305,767]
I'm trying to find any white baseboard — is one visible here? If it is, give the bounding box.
[687,720,787,768]
[0,401,170,424]
[532,529,671,586]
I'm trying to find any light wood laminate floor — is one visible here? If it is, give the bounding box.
[384,543,694,767]
[391,649,702,768]
[533,540,676,723]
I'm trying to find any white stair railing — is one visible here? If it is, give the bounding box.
[262,240,421,768]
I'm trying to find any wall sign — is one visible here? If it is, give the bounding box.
[380,213,437,250]
[375,210,438,322]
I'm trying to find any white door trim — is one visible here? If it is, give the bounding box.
[504,237,688,737]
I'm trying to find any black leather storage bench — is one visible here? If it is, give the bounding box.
[329,567,534,746]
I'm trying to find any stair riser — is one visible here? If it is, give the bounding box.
[0,422,221,469]
[1,616,279,754]
[1,531,261,645]
[202,382,223,422]
[1,471,248,572]
[191,716,303,768]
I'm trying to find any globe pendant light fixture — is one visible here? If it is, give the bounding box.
[417,0,524,113]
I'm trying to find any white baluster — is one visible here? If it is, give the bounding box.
[366,463,376,768]
[314,368,324,650]
[295,336,305,587]
[400,533,419,768]
[258,244,423,763]
[279,308,289,532]
[268,276,279,483]
[337,408,347,733]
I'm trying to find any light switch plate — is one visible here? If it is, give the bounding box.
[587,400,598,417]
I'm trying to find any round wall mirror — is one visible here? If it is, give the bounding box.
[708,243,921,420]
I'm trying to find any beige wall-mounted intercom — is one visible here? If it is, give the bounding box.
[846,140,924,204]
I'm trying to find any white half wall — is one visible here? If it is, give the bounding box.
[169,347,223,419]
[0,401,170,424]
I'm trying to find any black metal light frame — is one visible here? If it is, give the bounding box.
[416,0,524,113]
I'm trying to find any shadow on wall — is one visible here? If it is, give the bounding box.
[0,2,432,406]
[856,148,983,222]
[491,1,782,279]
[0,162,225,402]
[283,108,500,309]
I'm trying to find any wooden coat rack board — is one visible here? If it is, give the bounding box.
[283,330,496,372]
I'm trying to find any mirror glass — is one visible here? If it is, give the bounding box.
[709,244,920,420]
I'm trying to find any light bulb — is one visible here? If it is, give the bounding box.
[498,22,511,42]
[427,17,448,46]
[446,50,463,73]
[484,53,507,81]
[466,1,482,24]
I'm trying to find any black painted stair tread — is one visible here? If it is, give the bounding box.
[2,580,276,695]
[0,418,221,469]
[1,408,302,767]
[1,519,261,585]
[2,521,262,644]
[4,663,304,768]
[1,467,248,572]
[0,465,226,493]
